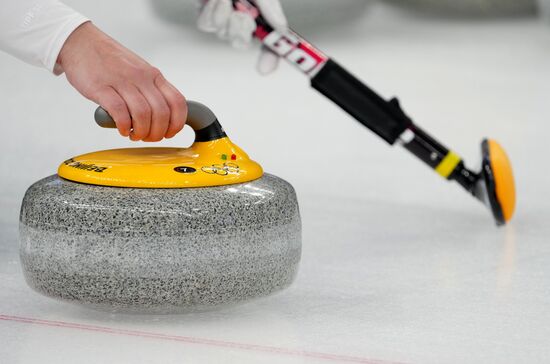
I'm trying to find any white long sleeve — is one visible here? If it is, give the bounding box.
[0,0,89,75]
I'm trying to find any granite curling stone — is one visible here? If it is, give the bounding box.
[384,0,537,16]
[19,101,301,313]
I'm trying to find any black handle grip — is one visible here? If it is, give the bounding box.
[94,101,227,142]
[311,59,412,144]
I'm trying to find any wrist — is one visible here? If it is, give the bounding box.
[56,21,97,72]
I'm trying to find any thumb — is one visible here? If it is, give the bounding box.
[257,46,280,75]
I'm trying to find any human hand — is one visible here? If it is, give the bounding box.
[57,22,187,141]
[197,0,288,75]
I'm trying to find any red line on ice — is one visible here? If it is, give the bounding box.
[0,314,405,364]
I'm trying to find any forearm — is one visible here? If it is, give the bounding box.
[0,0,88,74]
[1,0,188,142]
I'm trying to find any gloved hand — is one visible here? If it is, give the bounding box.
[197,0,288,74]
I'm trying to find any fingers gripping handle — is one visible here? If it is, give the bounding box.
[94,101,227,142]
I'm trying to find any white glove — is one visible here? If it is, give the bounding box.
[197,0,288,74]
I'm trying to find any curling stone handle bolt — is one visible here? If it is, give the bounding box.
[94,101,227,142]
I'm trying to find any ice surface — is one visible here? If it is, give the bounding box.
[1,1,549,363]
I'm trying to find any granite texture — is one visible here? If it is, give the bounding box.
[19,174,301,313]
[385,0,537,16]
[151,0,371,31]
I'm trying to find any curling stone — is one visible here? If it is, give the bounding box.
[19,102,301,313]
[540,0,550,21]
[151,0,371,33]
[385,0,537,16]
